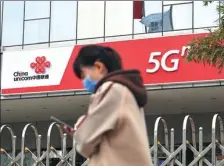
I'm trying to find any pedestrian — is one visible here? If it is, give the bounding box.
[68,45,152,166]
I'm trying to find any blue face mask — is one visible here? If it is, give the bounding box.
[83,76,98,93]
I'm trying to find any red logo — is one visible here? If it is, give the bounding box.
[30,56,51,74]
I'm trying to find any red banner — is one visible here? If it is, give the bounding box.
[2,33,224,95]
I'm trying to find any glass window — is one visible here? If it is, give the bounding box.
[0,1,3,40]
[164,3,192,31]
[25,1,50,20]
[163,1,192,5]
[194,1,219,28]
[105,1,133,36]
[0,1,2,20]
[134,1,162,34]
[2,1,24,46]
[24,19,49,44]
[50,1,77,41]
[77,1,104,39]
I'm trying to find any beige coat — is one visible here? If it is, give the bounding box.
[74,70,152,166]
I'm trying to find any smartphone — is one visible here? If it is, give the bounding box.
[50,116,74,130]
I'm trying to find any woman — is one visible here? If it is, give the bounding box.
[71,45,152,166]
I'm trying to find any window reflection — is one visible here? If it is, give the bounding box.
[0,1,2,22]
[1,0,221,47]
[194,1,219,28]
[2,1,24,46]
[105,1,133,36]
[50,1,77,41]
[77,1,104,39]
[24,19,49,44]
[166,3,192,30]
[0,1,2,44]
[134,1,162,34]
[141,5,174,33]
[25,1,50,20]
[162,6,174,31]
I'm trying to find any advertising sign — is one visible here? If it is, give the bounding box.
[1,33,223,95]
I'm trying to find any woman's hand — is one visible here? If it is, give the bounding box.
[62,115,87,137]
[74,115,87,130]
[63,125,75,136]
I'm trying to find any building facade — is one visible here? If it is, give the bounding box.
[1,1,221,49]
[0,1,224,166]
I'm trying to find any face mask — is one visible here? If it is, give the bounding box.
[83,76,98,93]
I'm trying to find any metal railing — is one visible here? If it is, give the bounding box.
[0,114,223,166]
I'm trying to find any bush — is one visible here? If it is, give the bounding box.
[186,1,224,72]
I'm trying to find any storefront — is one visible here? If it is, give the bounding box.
[1,25,224,166]
[1,1,224,165]
[1,32,223,139]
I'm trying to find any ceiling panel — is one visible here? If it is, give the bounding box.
[1,86,224,123]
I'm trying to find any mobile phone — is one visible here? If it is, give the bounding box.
[50,116,74,130]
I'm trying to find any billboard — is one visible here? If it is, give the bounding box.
[1,33,223,95]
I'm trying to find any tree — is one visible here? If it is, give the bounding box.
[186,1,224,72]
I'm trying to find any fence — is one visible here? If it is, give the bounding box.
[0,114,223,166]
